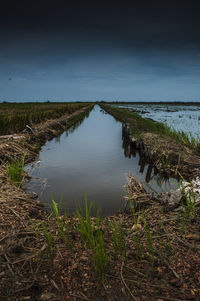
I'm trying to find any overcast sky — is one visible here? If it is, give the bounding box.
[1,1,200,102]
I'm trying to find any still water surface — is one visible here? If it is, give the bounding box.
[24,106,176,216]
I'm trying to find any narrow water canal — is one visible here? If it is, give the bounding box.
[24,105,176,215]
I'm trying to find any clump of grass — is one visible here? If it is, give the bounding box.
[76,197,95,247]
[76,197,109,280]
[28,216,55,258]
[142,215,155,265]
[7,154,25,186]
[111,221,126,260]
[132,232,142,264]
[52,198,72,247]
[29,216,55,258]
[129,199,141,226]
[28,216,40,239]
[91,229,109,281]
[41,221,55,258]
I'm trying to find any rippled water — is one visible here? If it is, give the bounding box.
[24,105,177,216]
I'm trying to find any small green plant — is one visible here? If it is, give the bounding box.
[130,200,141,227]
[41,221,54,258]
[142,216,155,265]
[76,197,95,247]
[91,230,109,281]
[180,217,185,235]
[28,216,40,239]
[52,198,72,247]
[7,154,25,186]
[111,221,126,260]
[76,198,109,280]
[132,232,142,264]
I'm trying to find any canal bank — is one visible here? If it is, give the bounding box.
[99,103,200,180]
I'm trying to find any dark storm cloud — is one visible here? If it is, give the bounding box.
[1,0,200,101]
[1,1,200,47]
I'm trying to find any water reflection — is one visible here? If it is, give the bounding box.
[55,135,61,144]
[24,106,177,216]
[122,123,150,178]
[121,123,174,187]
[65,109,91,137]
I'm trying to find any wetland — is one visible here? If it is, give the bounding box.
[0,101,200,301]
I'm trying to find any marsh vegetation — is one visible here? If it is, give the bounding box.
[0,102,90,135]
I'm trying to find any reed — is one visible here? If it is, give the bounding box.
[52,199,72,247]
[142,215,155,266]
[76,197,95,247]
[110,221,126,259]
[76,198,109,280]
[28,216,40,239]
[132,232,142,264]
[91,229,109,280]
[7,153,25,186]
[41,221,55,258]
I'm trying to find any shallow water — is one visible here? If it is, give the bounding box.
[116,103,200,139]
[24,105,176,216]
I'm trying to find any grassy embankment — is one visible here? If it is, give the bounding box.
[5,105,93,186]
[99,103,200,153]
[0,102,90,135]
[3,102,93,181]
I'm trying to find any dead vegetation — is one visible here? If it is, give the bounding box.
[143,132,200,180]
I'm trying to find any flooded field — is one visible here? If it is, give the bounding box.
[115,103,200,139]
[24,105,176,215]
